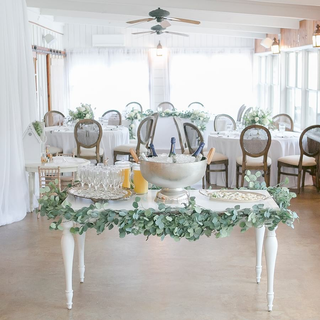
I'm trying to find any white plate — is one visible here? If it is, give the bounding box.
[199,189,270,202]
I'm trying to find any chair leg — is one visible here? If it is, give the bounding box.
[236,165,239,189]
[277,163,281,184]
[302,170,306,188]
[297,169,301,194]
[225,163,228,188]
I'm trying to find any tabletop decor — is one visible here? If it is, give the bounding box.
[244,108,272,127]
[125,108,210,139]
[38,171,298,241]
[69,103,94,122]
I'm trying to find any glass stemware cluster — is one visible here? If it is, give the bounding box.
[78,164,125,198]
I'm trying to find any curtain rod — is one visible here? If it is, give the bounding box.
[32,45,66,57]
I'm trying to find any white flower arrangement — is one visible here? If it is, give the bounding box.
[244,108,272,127]
[69,103,94,121]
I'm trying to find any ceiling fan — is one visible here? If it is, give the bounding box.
[127,7,200,27]
[132,24,189,37]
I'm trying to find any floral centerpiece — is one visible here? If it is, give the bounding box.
[243,108,272,127]
[69,103,94,121]
[125,108,143,139]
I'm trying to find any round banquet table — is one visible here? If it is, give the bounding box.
[45,125,129,164]
[207,130,312,188]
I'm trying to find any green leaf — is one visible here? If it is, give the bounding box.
[135,197,141,202]
[166,216,173,222]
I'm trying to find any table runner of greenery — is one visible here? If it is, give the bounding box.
[125,109,210,139]
[38,172,298,241]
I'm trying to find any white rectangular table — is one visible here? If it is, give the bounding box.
[60,190,279,312]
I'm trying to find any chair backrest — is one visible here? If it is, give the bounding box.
[272,113,294,131]
[214,114,236,131]
[236,104,247,122]
[299,125,320,166]
[125,102,143,113]
[242,107,253,125]
[38,166,61,194]
[183,122,204,154]
[240,125,271,166]
[188,102,204,110]
[101,110,122,125]
[157,102,175,112]
[136,115,157,156]
[173,117,188,154]
[74,119,103,162]
[44,111,65,127]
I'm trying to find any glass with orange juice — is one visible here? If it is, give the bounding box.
[115,161,131,189]
[132,164,148,194]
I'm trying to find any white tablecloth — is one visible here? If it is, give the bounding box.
[45,126,129,164]
[207,131,312,188]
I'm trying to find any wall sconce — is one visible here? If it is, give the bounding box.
[312,24,320,48]
[156,41,163,56]
[271,38,280,54]
[260,37,273,49]
[42,34,56,45]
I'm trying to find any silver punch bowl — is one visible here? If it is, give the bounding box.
[140,158,207,205]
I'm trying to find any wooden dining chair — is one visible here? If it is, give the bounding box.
[241,107,253,125]
[173,116,188,154]
[236,104,247,122]
[236,125,272,188]
[157,102,175,112]
[73,119,103,163]
[272,113,294,131]
[113,114,159,163]
[125,102,143,113]
[277,125,320,193]
[183,122,229,188]
[188,102,204,110]
[101,110,122,125]
[56,154,75,189]
[214,114,236,132]
[44,111,65,127]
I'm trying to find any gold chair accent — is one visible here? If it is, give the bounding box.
[277,125,320,193]
[73,119,103,163]
[44,111,65,127]
[101,110,122,125]
[236,125,272,188]
[272,113,294,131]
[183,122,229,188]
[214,114,236,131]
[113,113,159,163]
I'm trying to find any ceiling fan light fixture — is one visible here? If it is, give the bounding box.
[312,24,320,48]
[271,37,280,54]
[156,41,163,56]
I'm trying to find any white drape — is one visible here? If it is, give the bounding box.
[51,57,67,115]
[168,48,254,118]
[0,0,37,225]
[66,48,150,117]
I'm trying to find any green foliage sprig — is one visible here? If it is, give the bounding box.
[38,171,298,241]
[32,121,43,137]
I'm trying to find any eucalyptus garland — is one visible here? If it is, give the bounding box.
[38,173,298,241]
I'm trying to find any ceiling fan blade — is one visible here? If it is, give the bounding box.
[160,20,171,28]
[127,18,154,24]
[164,31,189,37]
[167,17,200,25]
[132,31,155,35]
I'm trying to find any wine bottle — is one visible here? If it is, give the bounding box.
[149,143,158,157]
[168,137,176,157]
[192,142,205,157]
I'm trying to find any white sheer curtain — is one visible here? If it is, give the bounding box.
[51,57,67,115]
[0,0,37,225]
[66,48,150,117]
[168,48,254,118]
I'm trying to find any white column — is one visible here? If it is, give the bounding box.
[265,227,278,312]
[255,226,265,284]
[61,221,75,310]
[76,232,86,283]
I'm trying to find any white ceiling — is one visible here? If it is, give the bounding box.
[26,0,320,39]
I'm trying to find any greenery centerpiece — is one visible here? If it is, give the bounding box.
[244,108,272,127]
[69,103,94,122]
[38,172,298,241]
[125,108,143,139]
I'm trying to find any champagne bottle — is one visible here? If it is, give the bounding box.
[149,143,158,157]
[168,137,176,157]
[192,142,205,157]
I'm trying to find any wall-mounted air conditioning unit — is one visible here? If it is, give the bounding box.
[92,34,125,47]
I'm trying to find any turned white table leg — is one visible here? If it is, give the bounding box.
[28,172,35,213]
[61,221,75,310]
[76,232,86,283]
[255,226,265,284]
[265,227,278,312]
